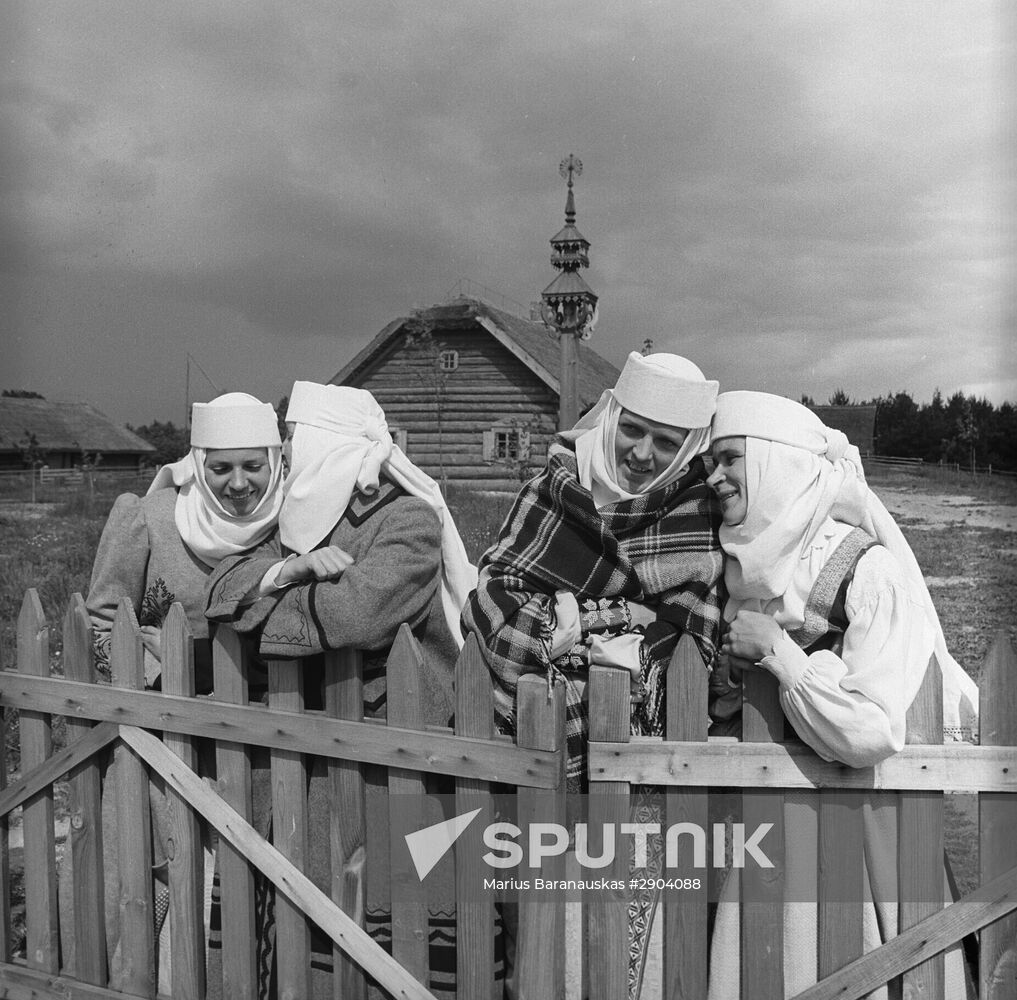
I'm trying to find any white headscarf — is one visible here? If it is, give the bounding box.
[280,381,477,647]
[569,351,718,507]
[147,393,284,568]
[711,390,978,737]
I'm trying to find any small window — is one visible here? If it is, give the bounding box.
[438,349,459,372]
[483,425,531,463]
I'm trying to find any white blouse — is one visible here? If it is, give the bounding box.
[747,520,935,768]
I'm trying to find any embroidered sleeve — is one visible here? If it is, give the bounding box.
[772,547,935,768]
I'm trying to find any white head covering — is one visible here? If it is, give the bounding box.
[280,381,477,647]
[569,351,718,507]
[711,390,978,737]
[146,393,284,568]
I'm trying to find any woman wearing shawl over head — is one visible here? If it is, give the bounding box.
[71,393,284,989]
[462,352,725,999]
[705,391,978,999]
[205,381,481,999]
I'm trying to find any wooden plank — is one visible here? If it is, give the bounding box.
[325,647,367,1000]
[586,667,630,1000]
[17,589,60,974]
[0,674,560,788]
[386,627,430,986]
[817,791,864,976]
[210,624,256,999]
[0,959,161,999]
[899,656,944,997]
[741,667,784,1000]
[61,593,108,986]
[160,603,205,1000]
[587,739,1015,792]
[268,660,312,1000]
[789,861,1017,1000]
[453,635,495,1000]
[979,633,1017,999]
[0,721,118,819]
[119,725,440,1000]
[109,599,155,996]
[515,673,566,1000]
[665,635,708,1000]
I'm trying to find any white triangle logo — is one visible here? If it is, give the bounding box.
[404,807,483,881]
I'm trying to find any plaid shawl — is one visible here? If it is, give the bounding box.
[462,446,724,785]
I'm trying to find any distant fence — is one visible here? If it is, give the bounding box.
[869,455,1017,479]
[0,593,1015,998]
[0,468,152,504]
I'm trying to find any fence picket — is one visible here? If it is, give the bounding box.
[109,599,154,996]
[17,589,59,974]
[665,634,709,1000]
[161,603,205,999]
[515,673,566,1000]
[899,657,945,997]
[0,685,8,964]
[62,593,107,986]
[210,623,257,998]
[453,634,496,999]
[386,626,431,987]
[325,647,368,1000]
[740,669,785,998]
[587,666,631,1000]
[979,632,1017,998]
[269,660,312,999]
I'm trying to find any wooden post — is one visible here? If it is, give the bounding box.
[741,668,785,999]
[269,660,311,1000]
[453,635,496,998]
[386,626,430,986]
[665,634,709,999]
[899,656,945,996]
[17,589,60,974]
[558,333,579,431]
[161,603,205,999]
[325,646,368,1000]
[515,673,566,1000]
[587,666,631,1000]
[110,598,155,996]
[211,624,257,998]
[62,593,107,986]
[979,633,1017,998]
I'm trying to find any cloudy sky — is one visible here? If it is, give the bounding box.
[3,1,1013,427]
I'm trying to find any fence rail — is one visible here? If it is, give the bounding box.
[868,455,1017,478]
[0,590,1014,999]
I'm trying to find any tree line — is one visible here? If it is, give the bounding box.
[804,389,1017,473]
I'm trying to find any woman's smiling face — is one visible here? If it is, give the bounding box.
[612,409,689,493]
[706,436,748,525]
[203,447,271,515]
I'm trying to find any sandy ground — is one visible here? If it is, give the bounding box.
[873,483,1017,532]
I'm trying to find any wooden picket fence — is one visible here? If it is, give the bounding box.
[0,587,1015,999]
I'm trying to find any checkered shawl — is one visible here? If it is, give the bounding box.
[463,447,724,784]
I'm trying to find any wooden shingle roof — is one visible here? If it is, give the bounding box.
[331,296,620,410]
[0,398,156,455]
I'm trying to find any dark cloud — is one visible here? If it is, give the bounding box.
[2,0,1012,423]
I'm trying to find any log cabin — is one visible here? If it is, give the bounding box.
[330,295,621,492]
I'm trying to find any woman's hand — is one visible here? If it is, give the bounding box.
[277,546,355,585]
[721,610,783,663]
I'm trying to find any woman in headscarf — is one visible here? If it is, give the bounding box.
[72,392,283,989]
[705,390,977,999]
[87,391,284,693]
[463,351,725,1000]
[463,351,725,783]
[205,380,481,1000]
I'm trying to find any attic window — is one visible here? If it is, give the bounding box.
[438,350,459,372]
